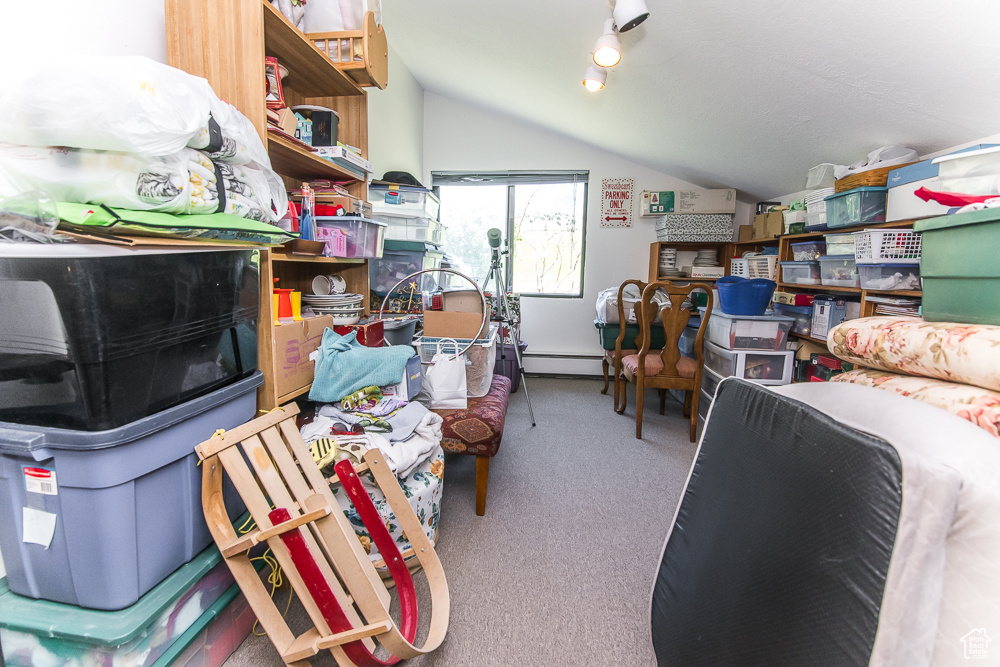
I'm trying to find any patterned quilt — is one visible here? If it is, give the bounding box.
[828,316,1000,392]
[832,369,1000,438]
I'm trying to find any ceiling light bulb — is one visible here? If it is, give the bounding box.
[613,0,649,32]
[582,65,607,92]
[593,19,622,67]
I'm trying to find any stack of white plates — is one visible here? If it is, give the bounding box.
[302,293,364,324]
[806,187,835,211]
[659,247,682,278]
[692,248,718,267]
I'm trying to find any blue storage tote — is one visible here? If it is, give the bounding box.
[0,546,236,666]
[0,372,261,610]
[0,245,259,431]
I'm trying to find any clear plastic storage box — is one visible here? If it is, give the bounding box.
[934,145,1000,196]
[780,260,821,285]
[702,366,724,398]
[790,241,826,261]
[369,183,441,220]
[315,217,386,259]
[374,214,444,246]
[824,187,888,228]
[706,310,795,351]
[703,340,794,385]
[818,255,860,287]
[772,303,814,337]
[369,246,444,296]
[858,263,922,291]
[824,232,856,256]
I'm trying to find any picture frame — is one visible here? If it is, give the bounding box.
[265,56,285,109]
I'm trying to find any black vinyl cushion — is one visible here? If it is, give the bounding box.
[651,379,903,666]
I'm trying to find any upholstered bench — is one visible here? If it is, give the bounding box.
[432,374,511,516]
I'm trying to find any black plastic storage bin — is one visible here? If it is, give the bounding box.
[0,246,259,431]
[495,341,528,393]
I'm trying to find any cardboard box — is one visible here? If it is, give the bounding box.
[752,212,783,240]
[772,291,814,306]
[682,266,725,279]
[441,289,484,313]
[333,320,384,347]
[273,315,332,398]
[423,309,491,340]
[641,189,737,216]
[737,224,753,242]
[382,355,422,401]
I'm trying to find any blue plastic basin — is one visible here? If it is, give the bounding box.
[716,276,777,316]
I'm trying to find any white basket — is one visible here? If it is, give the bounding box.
[853,229,922,264]
[730,255,778,280]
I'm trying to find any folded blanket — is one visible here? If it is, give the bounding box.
[832,368,1000,438]
[318,400,432,443]
[309,329,416,403]
[828,316,1000,393]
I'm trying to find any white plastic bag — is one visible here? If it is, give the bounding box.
[305,0,381,31]
[0,145,281,223]
[422,339,468,409]
[833,146,919,180]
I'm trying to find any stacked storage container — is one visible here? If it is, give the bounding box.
[699,310,796,427]
[0,245,261,657]
[369,181,445,249]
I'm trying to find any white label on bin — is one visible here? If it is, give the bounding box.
[22,507,57,549]
[23,467,58,495]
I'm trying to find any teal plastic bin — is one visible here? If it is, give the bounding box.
[0,546,235,667]
[915,208,1000,324]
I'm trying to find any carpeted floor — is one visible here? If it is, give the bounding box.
[223,376,700,666]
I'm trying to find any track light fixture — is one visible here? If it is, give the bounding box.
[592,18,622,67]
[582,64,607,92]
[613,0,650,32]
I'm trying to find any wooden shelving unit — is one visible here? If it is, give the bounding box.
[775,219,923,318]
[165,0,376,410]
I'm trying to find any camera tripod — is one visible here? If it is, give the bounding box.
[483,239,536,427]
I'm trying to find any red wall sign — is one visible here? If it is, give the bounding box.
[601,178,634,228]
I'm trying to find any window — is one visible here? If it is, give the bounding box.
[433,171,588,297]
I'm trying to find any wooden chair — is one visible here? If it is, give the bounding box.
[618,280,714,442]
[195,403,449,666]
[604,279,655,413]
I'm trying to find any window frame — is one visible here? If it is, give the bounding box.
[432,171,589,299]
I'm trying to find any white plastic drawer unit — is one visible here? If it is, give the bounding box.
[703,340,794,385]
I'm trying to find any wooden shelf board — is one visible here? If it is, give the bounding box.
[261,1,362,98]
[733,239,778,246]
[790,331,829,345]
[268,134,364,182]
[271,252,365,264]
[777,282,859,293]
[778,219,918,241]
[864,289,923,298]
[277,384,312,405]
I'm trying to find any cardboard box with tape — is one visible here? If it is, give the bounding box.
[272,315,332,398]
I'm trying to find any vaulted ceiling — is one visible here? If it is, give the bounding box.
[384,0,1000,200]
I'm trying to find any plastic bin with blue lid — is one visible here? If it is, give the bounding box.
[773,303,814,336]
[818,255,860,287]
[0,372,260,610]
[707,310,795,351]
[780,260,821,285]
[824,187,888,228]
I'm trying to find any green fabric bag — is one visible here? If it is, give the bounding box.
[55,201,297,245]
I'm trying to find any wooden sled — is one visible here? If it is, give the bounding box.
[195,403,449,666]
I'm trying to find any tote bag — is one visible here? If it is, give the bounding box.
[423,339,467,409]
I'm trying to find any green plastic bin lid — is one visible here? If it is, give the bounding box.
[54,201,297,245]
[913,206,1000,233]
[0,545,222,644]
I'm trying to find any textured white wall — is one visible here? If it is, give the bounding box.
[423,92,730,375]
[367,45,425,183]
[0,0,166,62]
